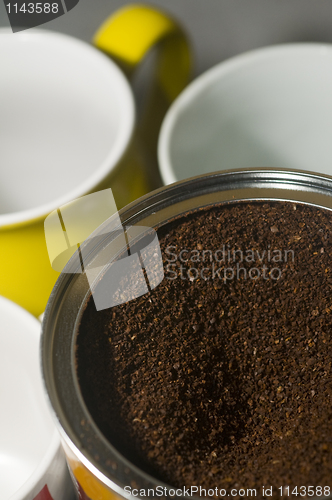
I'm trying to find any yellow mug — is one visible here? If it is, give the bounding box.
[0,5,191,317]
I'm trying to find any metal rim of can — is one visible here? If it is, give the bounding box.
[41,167,332,497]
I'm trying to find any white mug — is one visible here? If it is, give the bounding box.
[0,296,74,500]
[158,43,332,184]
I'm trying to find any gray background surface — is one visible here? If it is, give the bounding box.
[1,0,332,78]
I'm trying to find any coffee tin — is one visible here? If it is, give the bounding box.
[41,168,332,499]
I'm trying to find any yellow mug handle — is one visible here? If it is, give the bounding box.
[93,4,192,188]
[93,4,191,101]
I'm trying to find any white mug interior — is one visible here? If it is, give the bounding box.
[159,44,332,184]
[0,29,134,226]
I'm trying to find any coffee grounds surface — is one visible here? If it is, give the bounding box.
[76,202,332,497]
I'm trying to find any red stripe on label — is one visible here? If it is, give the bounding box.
[33,485,54,500]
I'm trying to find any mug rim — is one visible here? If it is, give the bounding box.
[158,41,332,186]
[0,28,135,228]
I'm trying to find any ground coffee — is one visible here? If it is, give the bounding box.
[76,201,332,498]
